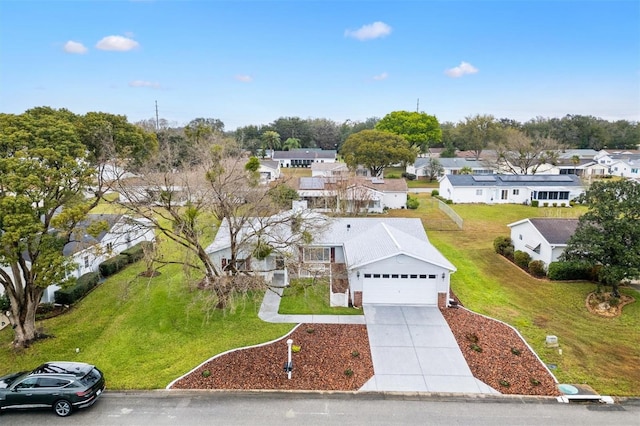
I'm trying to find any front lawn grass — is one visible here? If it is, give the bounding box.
[279,278,362,315]
[0,246,293,390]
[427,203,640,396]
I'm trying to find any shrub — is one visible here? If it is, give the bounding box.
[120,241,153,263]
[0,293,9,311]
[493,236,513,255]
[431,189,439,196]
[351,350,360,358]
[54,272,101,305]
[291,345,301,353]
[547,261,592,281]
[344,368,354,377]
[499,379,510,387]
[99,254,130,277]
[514,250,532,270]
[511,347,522,356]
[528,260,546,278]
[531,200,539,207]
[503,246,515,261]
[543,202,549,207]
[201,370,211,378]
[386,173,400,179]
[609,297,620,307]
[530,377,541,386]
[406,195,420,209]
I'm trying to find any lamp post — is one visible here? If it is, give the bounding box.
[285,339,293,379]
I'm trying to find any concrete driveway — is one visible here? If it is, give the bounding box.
[360,305,498,394]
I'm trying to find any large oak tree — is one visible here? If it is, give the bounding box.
[561,180,640,296]
[375,111,442,153]
[340,129,416,177]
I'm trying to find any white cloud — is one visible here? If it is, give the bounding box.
[234,74,253,83]
[445,61,479,78]
[373,72,388,81]
[64,40,88,54]
[96,35,139,51]
[345,21,392,41]
[129,80,160,89]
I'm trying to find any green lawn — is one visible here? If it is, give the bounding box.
[426,203,640,396]
[0,240,293,390]
[279,278,362,315]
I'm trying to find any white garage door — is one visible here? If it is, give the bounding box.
[362,278,438,305]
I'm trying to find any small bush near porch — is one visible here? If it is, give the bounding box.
[279,278,361,315]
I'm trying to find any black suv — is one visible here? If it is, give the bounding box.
[0,361,105,417]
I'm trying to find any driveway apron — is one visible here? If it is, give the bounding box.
[360,305,498,394]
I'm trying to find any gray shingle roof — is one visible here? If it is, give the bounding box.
[528,218,579,245]
[273,150,337,160]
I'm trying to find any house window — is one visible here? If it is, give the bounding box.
[391,274,399,278]
[410,274,418,279]
[632,168,638,174]
[428,274,436,279]
[401,274,408,278]
[275,256,285,270]
[222,258,250,271]
[373,274,381,278]
[303,247,331,263]
[501,190,508,200]
[84,256,89,268]
[106,242,113,252]
[513,189,519,195]
[476,189,483,196]
[519,234,523,240]
[364,274,372,278]
[382,274,390,278]
[419,274,427,279]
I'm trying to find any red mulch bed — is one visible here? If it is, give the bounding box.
[171,324,373,391]
[172,308,559,396]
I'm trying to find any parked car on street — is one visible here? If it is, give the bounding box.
[0,361,105,417]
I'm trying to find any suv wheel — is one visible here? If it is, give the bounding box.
[53,399,72,417]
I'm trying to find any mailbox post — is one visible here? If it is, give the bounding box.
[284,338,293,379]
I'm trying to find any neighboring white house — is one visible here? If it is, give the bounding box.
[439,174,584,205]
[508,218,579,268]
[292,176,408,213]
[272,149,337,168]
[206,212,456,308]
[407,157,494,178]
[258,159,281,184]
[43,214,155,303]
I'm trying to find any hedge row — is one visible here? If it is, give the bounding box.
[54,272,101,305]
[53,241,153,305]
[547,261,593,281]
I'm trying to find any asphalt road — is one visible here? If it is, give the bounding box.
[1,392,639,426]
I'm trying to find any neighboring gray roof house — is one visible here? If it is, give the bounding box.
[508,218,579,268]
[439,174,584,204]
[272,149,337,167]
[63,214,124,256]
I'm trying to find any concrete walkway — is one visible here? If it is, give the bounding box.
[258,285,365,325]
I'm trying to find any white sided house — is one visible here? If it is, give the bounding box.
[407,157,494,178]
[42,214,155,303]
[508,218,579,269]
[272,149,337,168]
[439,174,584,205]
[206,212,456,308]
[258,159,281,184]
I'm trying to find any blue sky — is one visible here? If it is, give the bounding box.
[1,0,638,130]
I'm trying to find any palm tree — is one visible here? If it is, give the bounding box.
[282,137,301,151]
[261,131,281,152]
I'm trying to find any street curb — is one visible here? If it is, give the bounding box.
[103,389,566,404]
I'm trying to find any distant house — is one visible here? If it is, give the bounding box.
[594,150,640,179]
[507,218,579,268]
[206,213,456,308]
[311,162,349,178]
[407,154,495,178]
[291,176,408,213]
[439,174,584,205]
[258,159,281,184]
[272,149,337,168]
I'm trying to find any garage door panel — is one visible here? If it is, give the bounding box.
[363,279,437,305]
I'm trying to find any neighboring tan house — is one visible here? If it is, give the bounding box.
[291,176,408,213]
[272,149,337,168]
[311,162,349,178]
[258,159,281,184]
[439,174,584,205]
[206,211,456,308]
[507,218,579,269]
